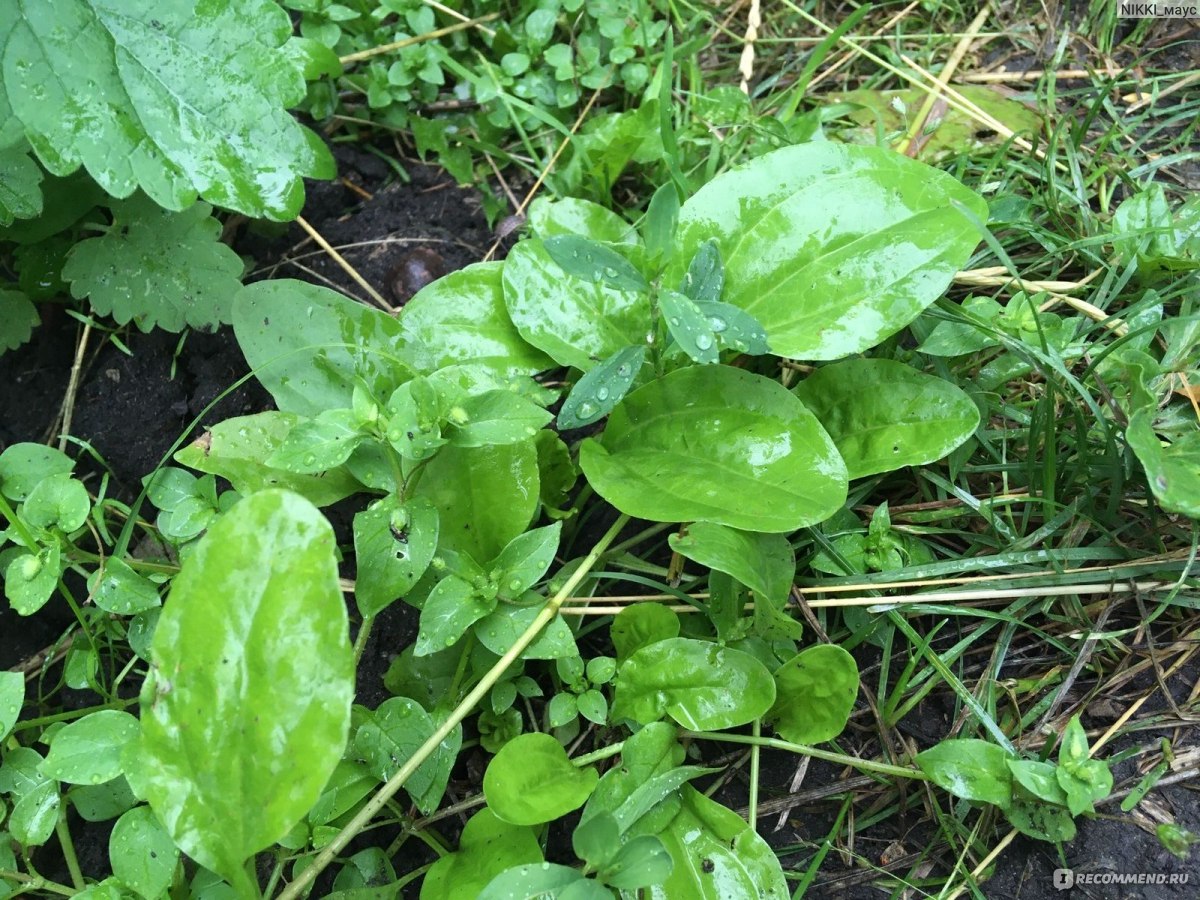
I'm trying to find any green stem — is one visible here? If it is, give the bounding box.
[681,731,931,783]
[13,698,136,733]
[748,719,761,832]
[274,513,631,900]
[0,870,75,896]
[55,806,85,890]
[607,522,674,557]
[572,740,626,768]
[0,492,40,550]
[353,615,376,667]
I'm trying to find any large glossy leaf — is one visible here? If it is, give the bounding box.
[420,808,543,900]
[399,262,552,377]
[233,280,411,417]
[670,142,987,359]
[647,786,788,900]
[611,638,775,730]
[526,196,637,243]
[793,358,980,479]
[3,0,334,219]
[502,238,652,371]
[915,739,1013,808]
[131,490,353,893]
[580,366,847,532]
[411,441,539,562]
[175,412,361,507]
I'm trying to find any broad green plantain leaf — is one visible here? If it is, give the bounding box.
[647,786,788,900]
[353,496,439,618]
[110,805,178,900]
[40,710,139,785]
[557,344,647,430]
[767,645,859,744]
[399,262,553,377]
[915,739,1013,808]
[670,143,987,359]
[410,441,539,562]
[0,289,38,353]
[0,145,41,225]
[1126,410,1200,518]
[503,238,652,371]
[0,671,23,740]
[793,358,980,479]
[611,638,775,730]
[483,732,599,826]
[420,808,543,900]
[527,196,637,243]
[580,366,847,532]
[131,490,353,893]
[62,195,243,332]
[176,412,361,507]
[3,0,334,219]
[233,280,411,417]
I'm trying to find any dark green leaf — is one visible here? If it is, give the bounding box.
[610,602,680,664]
[544,234,650,293]
[3,1,334,219]
[696,300,770,355]
[681,239,723,305]
[0,289,38,353]
[0,145,42,225]
[557,344,647,430]
[643,182,680,263]
[659,289,718,364]
[354,697,459,815]
[0,671,24,740]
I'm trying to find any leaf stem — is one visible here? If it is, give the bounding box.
[353,614,375,667]
[572,739,626,768]
[0,870,75,896]
[0,492,39,550]
[55,807,85,890]
[748,718,761,832]
[681,731,931,783]
[275,513,631,900]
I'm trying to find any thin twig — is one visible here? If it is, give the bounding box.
[294,215,394,311]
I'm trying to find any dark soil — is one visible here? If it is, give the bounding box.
[4,143,1200,897]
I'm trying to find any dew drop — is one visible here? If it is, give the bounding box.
[708,316,727,332]
[616,364,631,377]
[508,579,522,592]
[669,316,681,327]
[596,386,610,401]
[577,401,597,418]
[695,333,714,350]
[603,266,618,278]
[303,454,317,466]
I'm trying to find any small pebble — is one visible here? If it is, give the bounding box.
[388,247,446,303]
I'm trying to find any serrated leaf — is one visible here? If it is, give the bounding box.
[0,145,42,225]
[3,0,334,219]
[0,289,39,354]
[131,490,353,894]
[63,195,242,332]
[659,289,718,363]
[557,344,647,430]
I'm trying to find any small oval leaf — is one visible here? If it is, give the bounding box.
[767,645,859,744]
[483,732,599,826]
[557,345,647,430]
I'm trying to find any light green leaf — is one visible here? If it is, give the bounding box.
[1007,759,1066,805]
[767,645,859,744]
[475,605,578,660]
[353,496,438,619]
[0,442,73,502]
[110,805,179,900]
[354,697,459,815]
[5,543,61,615]
[557,344,647,430]
[63,195,243,332]
[1126,410,1200,518]
[0,671,24,741]
[420,808,543,900]
[399,262,552,377]
[917,296,1003,356]
[491,523,561,598]
[9,780,58,846]
[793,358,980,479]
[643,182,680,264]
[478,863,594,900]
[916,739,1013,808]
[40,710,139,785]
[611,603,680,664]
[0,145,42,225]
[483,732,599,826]
[503,238,652,371]
[1006,797,1076,842]
[176,412,361,507]
[669,522,794,608]
[0,289,39,354]
[649,786,788,899]
[68,777,138,822]
[671,142,987,359]
[411,441,539,562]
[527,196,637,243]
[88,558,160,615]
[3,0,334,219]
[447,390,552,449]
[601,834,673,890]
[612,637,775,730]
[265,409,365,473]
[21,473,89,532]
[415,575,493,657]
[132,490,353,893]
[233,280,411,417]
[580,366,847,532]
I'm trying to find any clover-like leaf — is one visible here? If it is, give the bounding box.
[3,0,334,219]
[62,195,243,332]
